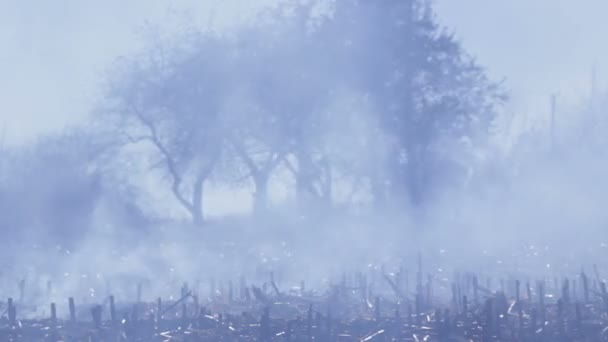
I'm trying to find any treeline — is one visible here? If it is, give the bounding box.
[1,0,505,231]
[100,0,503,224]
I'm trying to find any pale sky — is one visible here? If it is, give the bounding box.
[434,0,608,129]
[1,0,607,144]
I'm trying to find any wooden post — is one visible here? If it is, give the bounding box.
[416,252,423,309]
[341,273,347,299]
[396,267,403,295]
[132,303,139,322]
[326,305,332,339]
[195,279,201,298]
[557,298,565,336]
[156,297,162,321]
[68,297,76,322]
[582,272,590,303]
[181,303,188,321]
[530,308,537,333]
[435,308,442,337]
[228,280,234,303]
[245,285,251,302]
[181,282,189,298]
[473,276,479,304]
[538,281,546,324]
[260,307,270,342]
[553,277,559,294]
[91,305,102,329]
[518,306,523,337]
[404,270,409,297]
[417,252,422,289]
[307,304,313,340]
[426,275,433,308]
[239,275,247,300]
[109,295,116,323]
[444,309,450,335]
[50,302,57,326]
[457,283,462,309]
[575,302,582,336]
[374,297,380,320]
[415,293,422,326]
[407,303,413,328]
[562,278,570,304]
[8,298,16,326]
[219,281,225,301]
[484,298,493,335]
[451,283,458,310]
[286,320,293,341]
[359,273,367,304]
[600,282,608,313]
[193,295,199,316]
[199,309,208,327]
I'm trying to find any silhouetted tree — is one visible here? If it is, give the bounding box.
[100,0,504,219]
[0,129,144,246]
[102,34,233,225]
[314,0,505,206]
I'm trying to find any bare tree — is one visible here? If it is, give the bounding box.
[102,33,229,225]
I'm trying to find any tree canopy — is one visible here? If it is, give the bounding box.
[101,0,505,224]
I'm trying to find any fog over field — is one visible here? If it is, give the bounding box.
[1,0,608,310]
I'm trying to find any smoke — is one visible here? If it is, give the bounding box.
[1,0,608,320]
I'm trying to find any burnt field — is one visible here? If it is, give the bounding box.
[3,0,608,341]
[3,262,608,342]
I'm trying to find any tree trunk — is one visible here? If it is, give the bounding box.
[252,173,269,216]
[191,173,205,226]
[294,151,316,211]
[320,159,332,206]
[405,148,425,207]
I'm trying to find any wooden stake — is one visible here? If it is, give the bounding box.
[109,295,116,323]
[69,297,76,322]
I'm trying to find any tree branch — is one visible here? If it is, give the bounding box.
[232,140,260,177]
[128,104,195,214]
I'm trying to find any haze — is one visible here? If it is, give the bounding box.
[1,0,608,316]
[2,0,608,143]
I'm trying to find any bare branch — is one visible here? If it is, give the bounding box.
[124,133,152,144]
[230,137,260,177]
[283,156,297,175]
[128,103,195,214]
